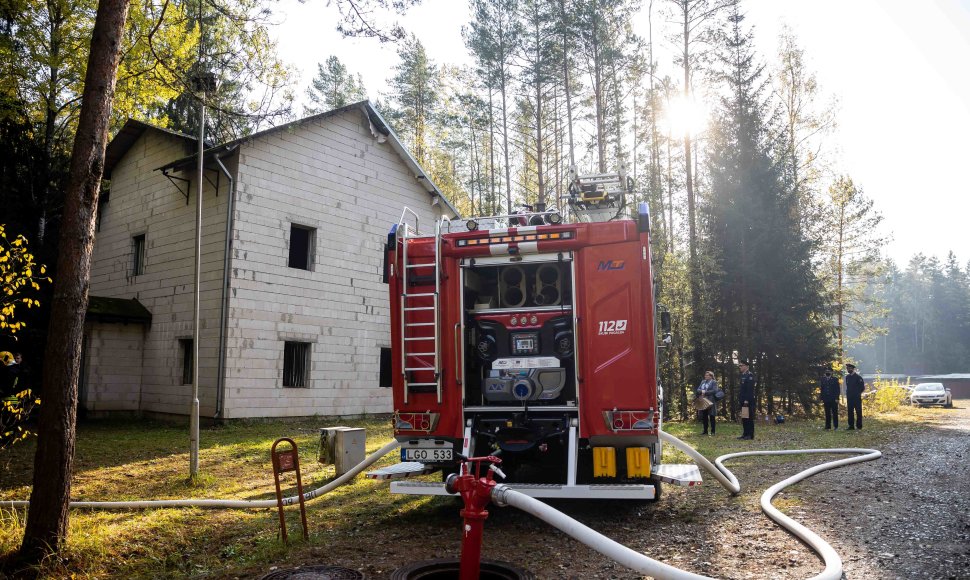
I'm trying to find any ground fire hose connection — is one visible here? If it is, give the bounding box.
[0,439,401,510]
[493,431,881,580]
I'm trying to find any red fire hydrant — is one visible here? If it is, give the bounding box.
[445,455,506,580]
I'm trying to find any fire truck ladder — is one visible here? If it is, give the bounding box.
[397,210,442,404]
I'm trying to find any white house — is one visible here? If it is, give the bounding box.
[84,101,457,419]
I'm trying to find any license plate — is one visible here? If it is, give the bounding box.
[403,446,453,463]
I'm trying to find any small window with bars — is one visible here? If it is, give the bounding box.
[179,339,193,385]
[283,341,310,388]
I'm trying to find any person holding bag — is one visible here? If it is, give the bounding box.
[695,370,722,435]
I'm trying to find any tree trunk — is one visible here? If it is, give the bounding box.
[500,64,512,214]
[592,12,606,173]
[681,8,703,389]
[560,0,575,171]
[487,88,496,214]
[38,2,66,247]
[535,69,545,207]
[20,0,130,560]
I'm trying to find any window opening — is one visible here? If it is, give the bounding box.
[132,234,146,276]
[179,339,193,385]
[379,347,392,388]
[288,225,315,270]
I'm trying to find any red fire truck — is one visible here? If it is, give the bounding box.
[369,171,701,500]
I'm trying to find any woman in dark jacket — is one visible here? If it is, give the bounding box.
[695,370,720,435]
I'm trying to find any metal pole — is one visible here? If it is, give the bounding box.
[190,85,204,478]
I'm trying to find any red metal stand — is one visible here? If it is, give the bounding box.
[444,455,505,580]
[271,437,309,542]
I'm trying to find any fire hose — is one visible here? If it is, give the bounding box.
[0,439,401,510]
[492,430,882,580]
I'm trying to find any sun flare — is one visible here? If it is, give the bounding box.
[662,96,708,137]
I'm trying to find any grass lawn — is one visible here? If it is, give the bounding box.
[0,405,926,579]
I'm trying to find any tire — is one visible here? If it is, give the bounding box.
[945,400,953,409]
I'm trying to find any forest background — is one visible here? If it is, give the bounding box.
[1,0,968,420]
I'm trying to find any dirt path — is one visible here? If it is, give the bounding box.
[789,401,970,580]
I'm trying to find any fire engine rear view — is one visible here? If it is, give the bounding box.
[368,168,702,499]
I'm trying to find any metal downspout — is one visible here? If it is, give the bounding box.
[214,149,236,419]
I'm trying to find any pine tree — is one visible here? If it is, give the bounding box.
[20,0,129,561]
[385,33,440,164]
[306,55,367,113]
[819,175,889,364]
[515,0,559,207]
[666,0,731,391]
[158,0,295,143]
[466,0,520,213]
[705,2,831,413]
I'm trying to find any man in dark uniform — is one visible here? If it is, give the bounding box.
[738,360,755,440]
[820,368,840,430]
[845,363,864,430]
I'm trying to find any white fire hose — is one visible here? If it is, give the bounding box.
[0,439,400,510]
[493,430,882,580]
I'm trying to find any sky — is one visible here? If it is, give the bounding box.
[271,0,970,265]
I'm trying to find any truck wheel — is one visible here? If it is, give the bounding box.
[647,477,662,503]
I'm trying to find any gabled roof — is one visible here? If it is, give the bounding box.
[154,100,459,217]
[104,119,196,179]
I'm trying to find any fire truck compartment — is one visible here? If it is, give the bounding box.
[463,258,577,408]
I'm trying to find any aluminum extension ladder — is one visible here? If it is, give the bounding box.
[396,209,442,404]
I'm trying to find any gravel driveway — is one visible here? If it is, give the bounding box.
[794,401,970,580]
[256,403,970,579]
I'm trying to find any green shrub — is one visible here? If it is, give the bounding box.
[869,376,912,414]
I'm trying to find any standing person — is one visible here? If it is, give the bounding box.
[695,371,720,435]
[845,363,865,430]
[820,367,841,430]
[738,360,755,440]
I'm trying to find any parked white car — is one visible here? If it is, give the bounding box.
[909,383,953,408]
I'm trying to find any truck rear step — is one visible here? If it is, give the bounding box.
[366,462,437,480]
[389,480,657,500]
[652,463,703,487]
